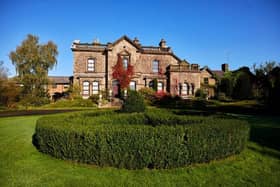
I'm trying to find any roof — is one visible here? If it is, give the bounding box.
[212,70,225,78]
[71,35,182,61]
[200,66,215,76]
[48,76,70,84]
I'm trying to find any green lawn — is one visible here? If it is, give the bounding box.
[0,114,279,187]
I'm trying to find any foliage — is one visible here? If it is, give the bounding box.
[9,34,58,105]
[219,71,234,97]
[1,113,280,186]
[253,61,280,107]
[46,98,96,108]
[112,55,134,89]
[0,62,20,107]
[19,94,50,107]
[122,90,146,112]
[34,109,249,169]
[152,78,158,91]
[66,83,81,100]
[195,88,207,99]
[232,67,254,99]
[138,87,156,104]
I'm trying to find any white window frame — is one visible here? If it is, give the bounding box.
[157,82,163,91]
[83,81,90,95]
[129,81,136,90]
[123,58,128,70]
[92,81,99,95]
[152,60,159,73]
[182,83,187,95]
[87,59,95,72]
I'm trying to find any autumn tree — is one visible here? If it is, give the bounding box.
[9,34,58,106]
[112,55,134,89]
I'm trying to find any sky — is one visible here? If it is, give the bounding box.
[0,0,279,77]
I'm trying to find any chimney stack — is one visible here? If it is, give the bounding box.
[159,39,167,48]
[222,63,229,72]
[133,37,140,46]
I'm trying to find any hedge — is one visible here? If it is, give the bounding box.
[33,109,250,169]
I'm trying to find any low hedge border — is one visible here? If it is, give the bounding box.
[33,109,250,169]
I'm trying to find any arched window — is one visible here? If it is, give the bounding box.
[157,82,163,91]
[123,58,128,70]
[152,60,159,73]
[129,81,136,90]
[92,81,99,95]
[182,83,188,95]
[87,59,95,72]
[82,81,89,95]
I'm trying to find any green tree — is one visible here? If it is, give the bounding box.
[9,34,58,106]
[232,67,254,100]
[253,61,279,99]
[0,61,20,107]
[219,71,234,97]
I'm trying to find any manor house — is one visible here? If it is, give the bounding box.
[71,36,222,99]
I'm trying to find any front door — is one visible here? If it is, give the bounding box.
[112,80,120,97]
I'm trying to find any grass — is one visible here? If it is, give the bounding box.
[0,114,280,186]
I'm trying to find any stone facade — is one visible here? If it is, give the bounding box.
[200,67,216,98]
[47,76,71,98]
[71,36,203,98]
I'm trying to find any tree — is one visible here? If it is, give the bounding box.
[112,55,134,89]
[232,67,254,100]
[0,61,20,107]
[9,34,58,106]
[219,71,234,97]
[253,61,279,99]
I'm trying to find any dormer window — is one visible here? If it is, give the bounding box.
[87,58,95,72]
[152,60,159,73]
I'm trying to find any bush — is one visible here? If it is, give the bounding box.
[47,98,96,108]
[138,87,156,104]
[195,88,207,99]
[122,90,146,113]
[34,109,249,169]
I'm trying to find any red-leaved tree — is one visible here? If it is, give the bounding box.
[112,55,134,89]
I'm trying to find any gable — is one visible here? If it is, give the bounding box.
[112,35,140,51]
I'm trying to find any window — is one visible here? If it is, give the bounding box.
[182,83,187,95]
[152,60,159,73]
[157,82,163,91]
[87,59,95,72]
[92,81,99,95]
[52,84,57,89]
[129,81,136,90]
[123,58,128,70]
[64,84,69,89]
[83,81,89,95]
[204,77,209,85]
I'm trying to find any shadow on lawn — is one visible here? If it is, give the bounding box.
[249,124,280,151]
[157,99,280,151]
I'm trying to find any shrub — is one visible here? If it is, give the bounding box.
[34,109,249,169]
[122,90,146,113]
[195,88,207,99]
[138,87,156,104]
[47,98,96,108]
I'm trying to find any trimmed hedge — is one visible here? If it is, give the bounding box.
[33,109,250,169]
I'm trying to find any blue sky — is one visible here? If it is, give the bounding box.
[0,0,279,77]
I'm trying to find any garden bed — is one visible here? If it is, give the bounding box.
[33,109,249,169]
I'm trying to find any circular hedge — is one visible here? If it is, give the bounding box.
[33,109,249,169]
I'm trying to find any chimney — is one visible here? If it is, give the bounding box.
[93,38,100,45]
[222,63,229,72]
[133,37,141,46]
[159,39,167,48]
